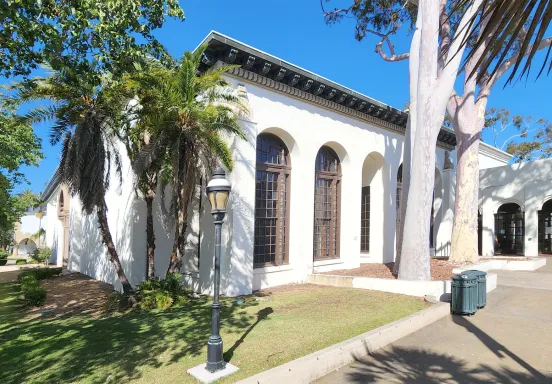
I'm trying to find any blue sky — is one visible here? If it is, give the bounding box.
[14,0,552,193]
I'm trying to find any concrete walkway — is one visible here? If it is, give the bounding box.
[316,261,552,383]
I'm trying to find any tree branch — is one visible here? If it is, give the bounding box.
[373,31,410,62]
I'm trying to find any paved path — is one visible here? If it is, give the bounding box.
[316,261,552,383]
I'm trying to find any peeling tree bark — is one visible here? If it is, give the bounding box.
[398,0,483,280]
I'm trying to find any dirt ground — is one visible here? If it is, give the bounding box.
[321,259,461,281]
[28,272,114,319]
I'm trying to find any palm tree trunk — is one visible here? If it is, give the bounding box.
[97,201,133,295]
[167,152,196,275]
[146,176,157,280]
[145,186,156,279]
[167,184,189,274]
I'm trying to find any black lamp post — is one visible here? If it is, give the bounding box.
[205,166,231,373]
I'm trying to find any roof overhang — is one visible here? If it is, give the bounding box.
[198,31,457,149]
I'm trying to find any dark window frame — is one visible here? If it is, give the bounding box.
[253,134,291,268]
[313,146,341,261]
[361,186,370,253]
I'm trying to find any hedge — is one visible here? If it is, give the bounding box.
[18,267,62,282]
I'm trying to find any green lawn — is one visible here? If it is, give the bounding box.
[0,282,429,384]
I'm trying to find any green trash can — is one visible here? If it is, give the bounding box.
[464,270,487,309]
[451,274,478,315]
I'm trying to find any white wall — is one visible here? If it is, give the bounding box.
[480,158,552,257]
[224,76,449,293]
[49,75,463,296]
[45,186,64,265]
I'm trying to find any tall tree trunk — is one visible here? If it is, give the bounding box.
[399,0,440,281]
[97,201,133,295]
[145,185,156,279]
[398,0,482,280]
[394,18,421,274]
[450,126,481,263]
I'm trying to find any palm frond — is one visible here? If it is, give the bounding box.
[458,0,552,82]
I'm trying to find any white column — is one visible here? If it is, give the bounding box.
[524,201,539,257]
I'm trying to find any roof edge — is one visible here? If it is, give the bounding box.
[479,141,513,163]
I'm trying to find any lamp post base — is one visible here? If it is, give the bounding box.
[206,336,224,372]
[187,363,239,384]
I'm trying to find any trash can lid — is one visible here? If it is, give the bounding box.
[464,270,487,277]
[452,273,473,281]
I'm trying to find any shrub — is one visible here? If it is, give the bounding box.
[19,274,46,307]
[18,267,62,282]
[24,286,47,306]
[136,273,187,310]
[139,291,173,310]
[31,248,51,265]
[15,259,27,265]
[0,250,8,259]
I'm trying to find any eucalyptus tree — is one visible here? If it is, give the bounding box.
[10,67,134,294]
[130,47,248,275]
[324,0,483,278]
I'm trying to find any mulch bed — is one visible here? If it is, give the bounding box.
[28,271,114,319]
[320,259,461,281]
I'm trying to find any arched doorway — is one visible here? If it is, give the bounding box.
[58,189,71,267]
[361,152,386,255]
[538,200,552,254]
[313,145,341,261]
[495,203,524,255]
[18,238,37,255]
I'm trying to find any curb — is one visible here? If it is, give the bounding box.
[235,302,450,384]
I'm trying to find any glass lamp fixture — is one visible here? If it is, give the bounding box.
[206,167,231,213]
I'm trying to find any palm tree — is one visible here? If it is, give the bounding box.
[459,0,552,82]
[130,46,248,275]
[11,67,134,295]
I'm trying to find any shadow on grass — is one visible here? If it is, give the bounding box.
[224,307,274,363]
[0,290,263,384]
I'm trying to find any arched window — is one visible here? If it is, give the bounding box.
[396,164,403,253]
[495,203,524,255]
[538,200,552,254]
[313,146,341,260]
[254,133,291,267]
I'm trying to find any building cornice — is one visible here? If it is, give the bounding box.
[200,31,456,150]
[479,141,513,163]
[41,167,61,202]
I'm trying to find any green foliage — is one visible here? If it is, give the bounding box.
[0,250,8,259]
[31,248,51,265]
[136,273,187,310]
[19,274,46,307]
[323,0,417,41]
[9,67,130,215]
[15,259,26,265]
[0,108,43,183]
[0,0,185,80]
[484,108,552,163]
[18,267,62,281]
[125,48,248,270]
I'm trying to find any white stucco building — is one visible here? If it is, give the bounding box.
[43,32,543,296]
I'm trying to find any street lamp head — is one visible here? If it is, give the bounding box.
[207,167,231,214]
